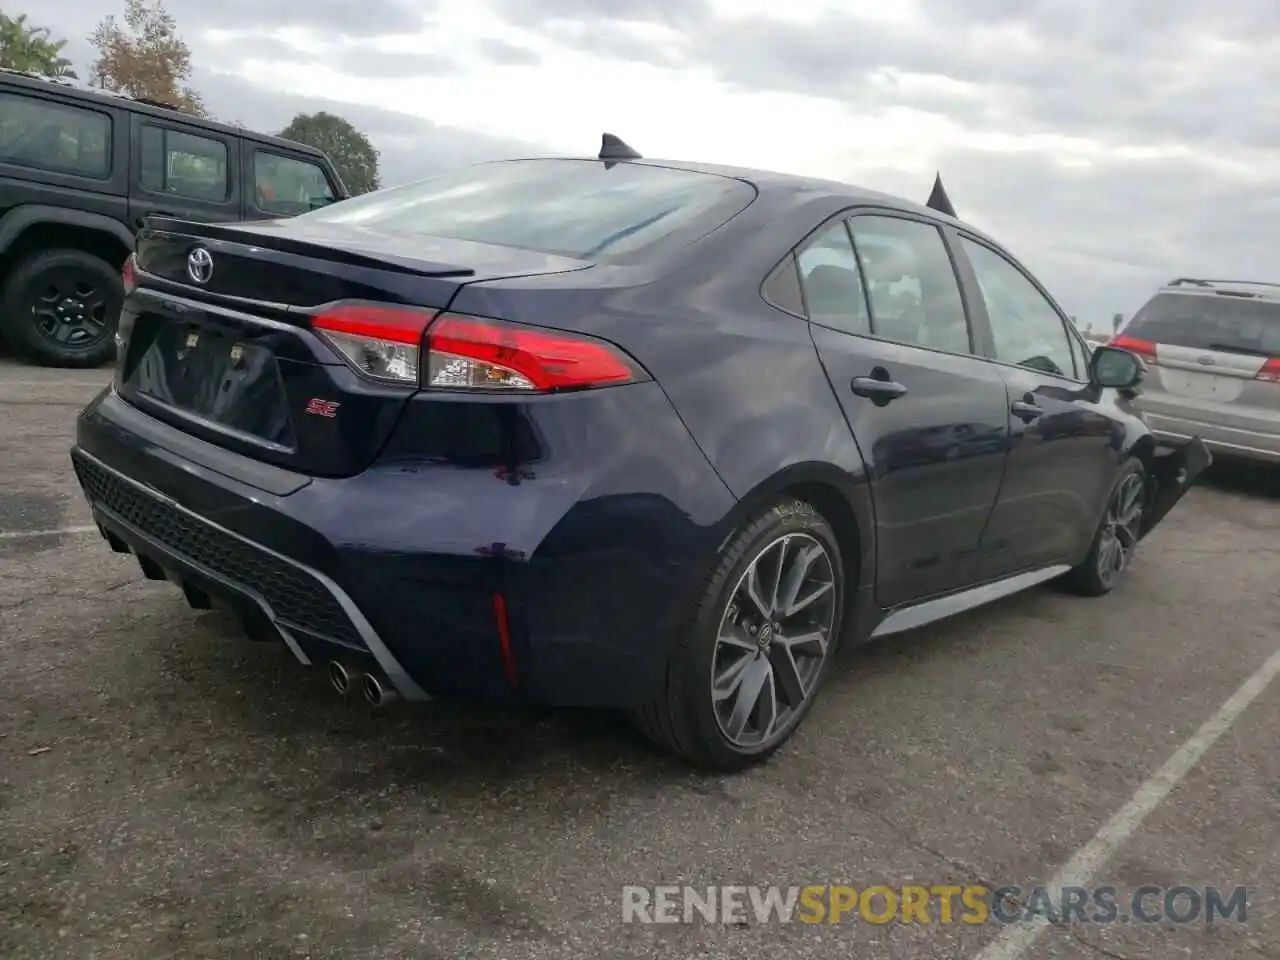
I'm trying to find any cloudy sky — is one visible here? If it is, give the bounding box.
[43,0,1280,325]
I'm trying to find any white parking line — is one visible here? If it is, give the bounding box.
[0,525,98,541]
[973,645,1280,960]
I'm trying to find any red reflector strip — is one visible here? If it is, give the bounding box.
[312,303,434,345]
[1256,358,1280,382]
[492,591,518,688]
[427,314,638,392]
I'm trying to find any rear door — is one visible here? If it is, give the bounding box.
[128,114,242,230]
[952,233,1119,578]
[1115,290,1280,455]
[802,210,1010,609]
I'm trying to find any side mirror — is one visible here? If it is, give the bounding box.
[1090,345,1144,390]
[308,196,336,210]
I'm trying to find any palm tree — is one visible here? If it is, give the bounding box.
[0,13,78,79]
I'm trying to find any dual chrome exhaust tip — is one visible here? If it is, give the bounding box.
[328,660,398,707]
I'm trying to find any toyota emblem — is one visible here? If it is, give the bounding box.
[186,247,214,285]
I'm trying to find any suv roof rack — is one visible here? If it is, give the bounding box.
[1162,277,1280,302]
[0,68,183,112]
[0,66,76,88]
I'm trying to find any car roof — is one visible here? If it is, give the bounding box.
[497,154,1000,247]
[0,68,329,161]
[1153,278,1280,306]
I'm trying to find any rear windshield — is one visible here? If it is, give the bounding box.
[294,159,755,263]
[1126,292,1280,356]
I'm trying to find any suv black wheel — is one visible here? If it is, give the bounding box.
[632,498,846,771]
[0,248,122,368]
[1065,459,1147,597]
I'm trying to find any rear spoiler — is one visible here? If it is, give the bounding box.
[139,216,476,279]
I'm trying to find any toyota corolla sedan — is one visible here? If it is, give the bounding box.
[70,138,1210,770]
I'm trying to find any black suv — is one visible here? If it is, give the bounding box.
[0,69,349,367]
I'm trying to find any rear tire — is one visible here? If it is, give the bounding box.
[1064,459,1147,597]
[0,248,122,368]
[631,498,846,771]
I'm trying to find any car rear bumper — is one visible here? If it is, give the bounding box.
[72,385,736,708]
[1145,411,1280,465]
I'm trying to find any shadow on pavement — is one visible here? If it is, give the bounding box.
[1198,460,1278,501]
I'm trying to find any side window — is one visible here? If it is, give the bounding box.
[960,237,1076,379]
[795,221,870,335]
[139,125,229,202]
[762,254,805,317]
[848,216,972,355]
[254,151,335,216]
[0,93,111,178]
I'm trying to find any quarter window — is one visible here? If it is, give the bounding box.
[254,151,335,215]
[139,126,229,202]
[848,216,971,355]
[796,221,870,335]
[960,237,1076,378]
[762,254,805,317]
[0,93,111,178]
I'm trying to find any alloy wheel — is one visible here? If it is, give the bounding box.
[710,533,837,749]
[1097,472,1145,589]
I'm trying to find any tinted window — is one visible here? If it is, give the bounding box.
[796,221,870,335]
[961,237,1076,378]
[849,216,971,354]
[139,126,229,201]
[1125,292,1280,356]
[762,254,804,317]
[254,151,334,215]
[0,93,110,178]
[296,159,755,263]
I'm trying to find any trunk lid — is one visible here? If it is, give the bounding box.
[119,217,591,478]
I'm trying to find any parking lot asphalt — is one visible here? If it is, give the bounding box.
[2,356,1278,960]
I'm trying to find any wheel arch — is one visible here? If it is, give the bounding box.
[0,207,133,280]
[718,461,874,594]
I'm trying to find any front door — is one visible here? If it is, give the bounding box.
[802,211,1011,610]
[953,234,1119,577]
[127,115,242,231]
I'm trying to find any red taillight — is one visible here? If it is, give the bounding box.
[1110,334,1157,364]
[424,313,640,392]
[312,303,435,385]
[1256,358,1280,383]
[310,302,642,392]
[121,253,137,296]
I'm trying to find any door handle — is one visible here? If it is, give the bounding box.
[851,376,908,403]
[1011,400,1043,422]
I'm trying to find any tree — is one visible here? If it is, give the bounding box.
[279,112,380,195]
[88,0,204,115]
[0,12,77,78]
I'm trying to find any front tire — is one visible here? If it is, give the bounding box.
[0,248,122,368]
[632,498,846,771]
[1065,459,1147,597]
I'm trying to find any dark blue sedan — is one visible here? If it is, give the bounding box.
[70,137,1209,769]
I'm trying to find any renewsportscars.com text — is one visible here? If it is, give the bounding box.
[622,884,1248,926]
